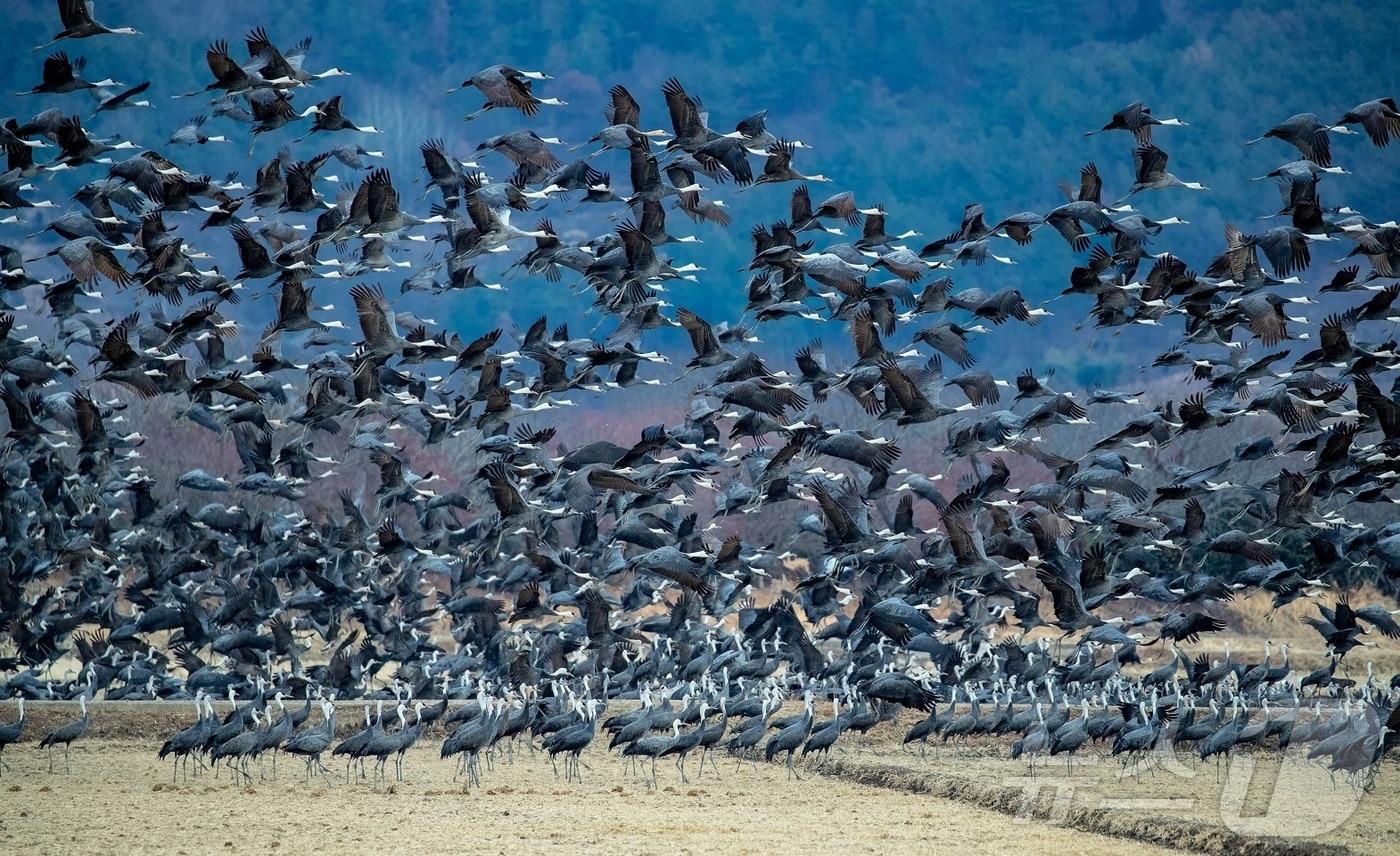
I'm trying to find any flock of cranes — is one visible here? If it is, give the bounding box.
[1,0,1400,802]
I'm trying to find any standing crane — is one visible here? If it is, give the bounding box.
[39,692,91,773]
[0,698,27,775]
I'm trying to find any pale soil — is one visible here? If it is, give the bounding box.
[0,735,1177,856]
[848,717,1397,856]
[3,702,1395,855]
[4,601,1398,856]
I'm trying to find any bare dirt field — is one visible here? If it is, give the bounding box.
[841,717,1395,856]
[0,702,1393,856]
[0,734,1170,856]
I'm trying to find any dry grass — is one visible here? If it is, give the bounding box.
[1156,590,1400,676]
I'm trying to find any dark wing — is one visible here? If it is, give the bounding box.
[349,283,398,348]
[639,563,713,597]
[715,535,742,564]
[1035,564,1089,626]
[877,356,932,414]
[661,77,700,138]
[1354,605,1400,639]
[70,391,104,449]
[587,468,651,495]
[513,582,542,617]
[1133,144,1168,182]
[607,84,641,128]
[96,318,138,367]
[676,308,719,357]
[1182,498,1205,539]
[501,76,542,116]
[481,461,526,516]
[578,589,612,642]
[1078,543,1109,592]
[42,52,77,88]
[812,483,857,543]
[1078,162,1102,203]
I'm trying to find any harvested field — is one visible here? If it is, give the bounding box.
[0,702,1392,856]
[824,719,1396,856]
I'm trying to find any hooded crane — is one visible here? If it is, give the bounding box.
[38,692,91,774]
